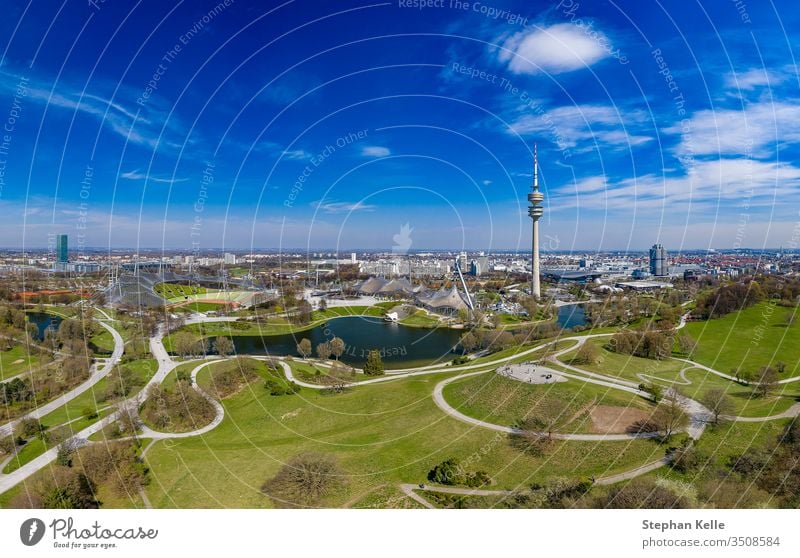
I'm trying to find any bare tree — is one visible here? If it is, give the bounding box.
[261,452,345,507]
[651,392,689,441]
[297,338,312,359]
[700,388,734,423]
[329,337,345,361]
[753,366,779,398]
[316,341,332,360]
[214,336,234,357]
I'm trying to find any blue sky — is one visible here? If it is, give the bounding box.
[0,0,799,252]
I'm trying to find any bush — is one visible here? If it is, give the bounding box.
[261,452,344,507]
[427,459,463,485]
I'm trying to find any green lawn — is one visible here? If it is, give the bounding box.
[154,282,208,299]
[173,301,230,313]
[443,371,654,434]
[0,345,40,381]
[558,339,687,383]
[683,302,800,377]
[138,369,662,508]
[398,310,440,328]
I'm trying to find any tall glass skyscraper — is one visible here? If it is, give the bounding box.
[56,234,68,263]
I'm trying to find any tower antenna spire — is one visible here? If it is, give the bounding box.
[528,143,544,298]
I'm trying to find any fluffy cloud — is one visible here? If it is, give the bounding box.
[312,200,376,213]
[498,23,611,74]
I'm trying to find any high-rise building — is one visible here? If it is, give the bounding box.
[350,252,357,264]
[56,234,68,263]
[470,256,489,276]
[649,243,667,276]
[456,251,467,272]
[528,145,544,297]
[223,252,237,265]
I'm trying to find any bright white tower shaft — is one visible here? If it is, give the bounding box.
[528,144,544,298]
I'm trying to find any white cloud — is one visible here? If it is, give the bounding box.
[282,149,310,160]
[509,104,651,150]
[361,146,391,157]
[550,157,800,213]
[665,101,800,158]
[498,23,610,74]
[724,68,790,91]
[311,200,376,213]
[121,170,188,184]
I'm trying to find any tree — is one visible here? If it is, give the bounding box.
[571,342,599,365]
[363,349,385,376]
[459,331,479,353]
[261,452,344,507]
[677,333,698,356]
[651,393,689,441]
[700,388,734,423]
[318,298,327,312]
[315,341,331,360]
[297,338,312,359]
[214,336,234,357]
[329,337,345,361]
[428,458,463,485]
[753,366,779,398]
[600,479,688,509]
[173,331,196,358]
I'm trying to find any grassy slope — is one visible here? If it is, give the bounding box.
[443,371,654,434]
[683,301,800,376]
[154,283,208,299]
[140,370,661,508]
[0,345,40,381]
[557,339,799,418]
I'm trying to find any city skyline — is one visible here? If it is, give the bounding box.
[0,1,798,251]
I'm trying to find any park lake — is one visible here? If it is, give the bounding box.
[228,306,588,368]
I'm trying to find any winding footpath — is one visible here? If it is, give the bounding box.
[2,308,799,505]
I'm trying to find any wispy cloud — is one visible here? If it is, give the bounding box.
[664,100,800,158]
[121,170,188,184]
[498,23,611,74]
[509,103,652,150]
[282,149,310,160]
[0,69,186,151]
[361,146,391,157]
[724,67,791,91]
[312,200,377,213]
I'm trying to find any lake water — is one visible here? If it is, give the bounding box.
[231,316,463,369]
[556,304,588,329]
[27,312,63,340]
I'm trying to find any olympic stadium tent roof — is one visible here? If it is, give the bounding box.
[417,285,469,312]
[357,277,389,294]
[378,278,415,295]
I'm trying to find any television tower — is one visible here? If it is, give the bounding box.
[528,144,544,298]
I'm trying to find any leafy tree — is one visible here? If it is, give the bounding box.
[173,331,196,358]
[428,458,463,485]
[363,349,384,376]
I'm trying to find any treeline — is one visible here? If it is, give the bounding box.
[8,440,148,509]
[459,322,561,354]
[693,275,800,320]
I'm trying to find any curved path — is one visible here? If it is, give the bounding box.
[0,318,124,437]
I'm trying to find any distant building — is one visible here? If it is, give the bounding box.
[223,252,237,265]
[456,251,468,272]
[350,252,357,264]
[56,234,68,263]
[470,256,489,276]
[649,244,667,276]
